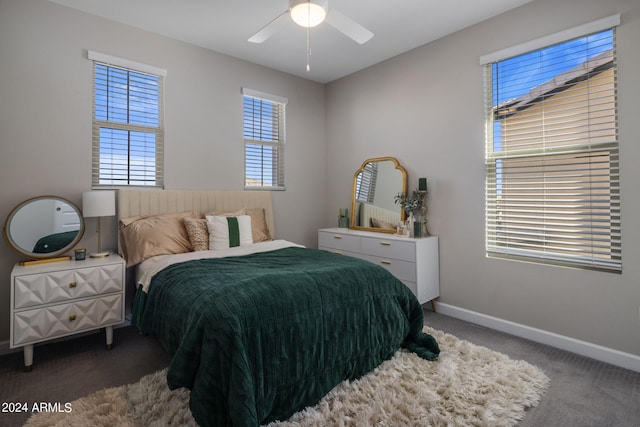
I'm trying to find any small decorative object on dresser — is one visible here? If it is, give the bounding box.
[10,254,125,371]
[318,228,439,310]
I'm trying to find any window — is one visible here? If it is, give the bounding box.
[355,162,378,203]
[242,88,287,190]
[89,51,165,187]
[482,16,620,272]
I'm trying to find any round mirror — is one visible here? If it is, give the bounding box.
[2,196,85,259]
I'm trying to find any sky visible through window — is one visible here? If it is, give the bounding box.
[95,64,160,185]
[491,29,613,151]
[490,29,613,194]
[244,96,278,187]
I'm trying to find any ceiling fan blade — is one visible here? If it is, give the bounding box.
[248,10,289,43]
[325,9,373,44]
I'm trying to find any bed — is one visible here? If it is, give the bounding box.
[118,189,439,427]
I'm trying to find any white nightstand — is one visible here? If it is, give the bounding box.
[10,254,125,371]
[319,228,439,310]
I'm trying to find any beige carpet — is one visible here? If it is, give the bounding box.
[24,327,550,427]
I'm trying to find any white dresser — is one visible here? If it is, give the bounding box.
[10,254,125,371]
[318,228,439,308]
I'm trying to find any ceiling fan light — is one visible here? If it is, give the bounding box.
[290,1,327,28]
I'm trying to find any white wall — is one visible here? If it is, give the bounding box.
[0,0,326,342]
[325,0,640,358]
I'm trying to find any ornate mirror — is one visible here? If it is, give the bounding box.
[351,157,407,234]
[2,196,85,260]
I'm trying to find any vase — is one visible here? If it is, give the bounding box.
[408,211,415,237]
[413,215,422,238]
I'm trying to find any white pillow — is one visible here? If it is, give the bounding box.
[206,215,253,250]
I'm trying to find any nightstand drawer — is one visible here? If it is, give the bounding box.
[360,254,417,283]
[361,236,415,261]
[12,293,123,347]
[318,231,361,253]
[13,263,123,309]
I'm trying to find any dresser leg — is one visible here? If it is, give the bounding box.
[105,326,113,350]
[23,344,34,372]
[431,299,437,313]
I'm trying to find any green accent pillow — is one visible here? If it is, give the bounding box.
[206,215,253,250]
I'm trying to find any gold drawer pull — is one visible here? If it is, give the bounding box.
[380,260,392,265]
[380,241,391,246]
[333,235,343,239]
[334,251,343,255]
[69,281,77,288]
[68,314,77,321]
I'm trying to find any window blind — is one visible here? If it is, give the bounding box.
[355,162,378,203]
[484,26,620,272]
[90,52,164,188]
[242,88,287,190]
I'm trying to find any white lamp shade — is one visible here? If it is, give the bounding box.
[290,0,327,28]
[82,191,116,218]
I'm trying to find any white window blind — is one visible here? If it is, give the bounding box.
[483,24,620,272]
[242,88,287,190]
[90,51,165,188]
[355,162,378,203]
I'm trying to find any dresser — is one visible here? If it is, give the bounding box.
[318,228,439,308]
[10,254,125,371]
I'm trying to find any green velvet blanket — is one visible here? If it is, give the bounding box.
[137,247,439,426]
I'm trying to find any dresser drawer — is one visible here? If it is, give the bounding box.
[318,231,361,253]
[12,293,123,347]
[13,263,124,309]
[318,247,365,260]
[361,236,416,261]
[360,254,417,283]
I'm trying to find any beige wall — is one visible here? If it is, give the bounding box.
[0,0,326,343]
[325,0,640,357]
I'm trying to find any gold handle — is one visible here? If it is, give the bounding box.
[68,314,77,321]
[333,235,343,239]
[380,242,391,246]
[381,260,392,265]
[334,251,343,255]
[69,281,77,288]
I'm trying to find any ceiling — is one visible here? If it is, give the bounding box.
[49,0,533,83]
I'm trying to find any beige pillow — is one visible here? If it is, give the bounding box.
[183,218,209,251]
[244,208,272,242]
[119,211,197,267]
[370,217,396,230]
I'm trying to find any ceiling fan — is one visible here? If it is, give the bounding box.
[248,0,374,45]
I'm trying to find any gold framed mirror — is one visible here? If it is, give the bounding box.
[351,156,407,234]
[2,195,85,260]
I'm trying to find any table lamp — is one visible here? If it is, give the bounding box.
[82,190,115,258]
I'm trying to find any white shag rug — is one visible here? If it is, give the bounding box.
[24,327,550,427]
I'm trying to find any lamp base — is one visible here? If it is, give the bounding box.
[89,251,110,258]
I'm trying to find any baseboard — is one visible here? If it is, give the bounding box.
[0,320,132,358]
[436,302,640,373]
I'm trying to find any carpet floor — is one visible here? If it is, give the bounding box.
[21,326,550,427]
[1,310,639,426]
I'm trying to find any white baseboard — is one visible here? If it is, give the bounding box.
[436,302,640,373]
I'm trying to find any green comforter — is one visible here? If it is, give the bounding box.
[137,246,439,426]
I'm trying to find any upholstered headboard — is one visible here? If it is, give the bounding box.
[117,189,275,254]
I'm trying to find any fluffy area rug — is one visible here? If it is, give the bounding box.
[24,327,550,427]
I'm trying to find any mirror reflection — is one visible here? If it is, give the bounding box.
[3,196,85,259]
[351,157,407,233]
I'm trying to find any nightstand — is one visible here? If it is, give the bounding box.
[10,254,125,371]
